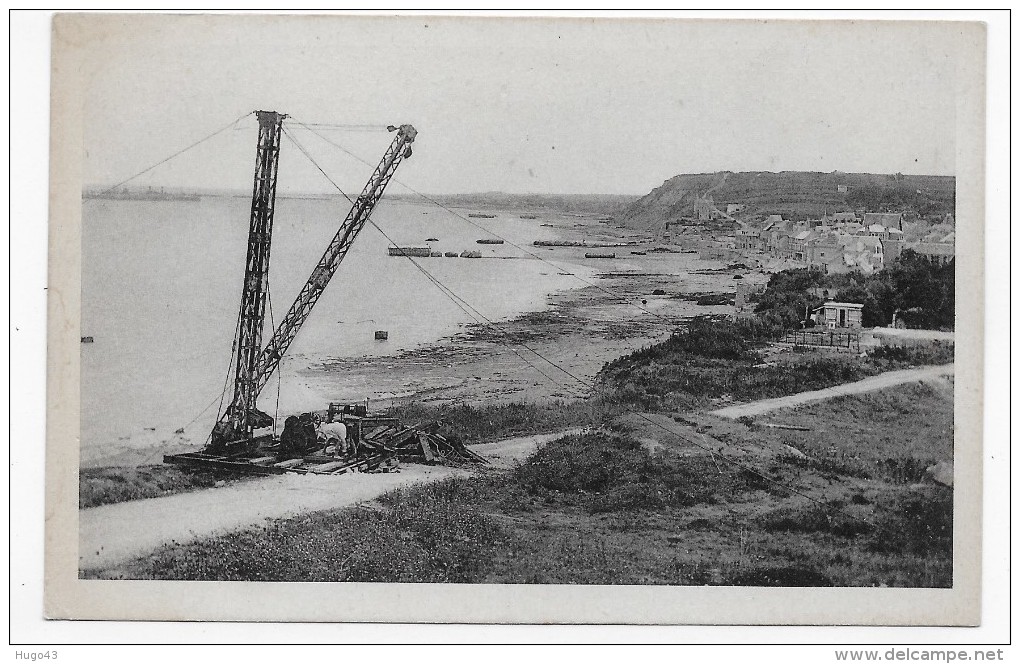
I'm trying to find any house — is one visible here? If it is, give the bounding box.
[863,212,904,232]
[839,236,885,274]
[812,302,864,329]
[837,184,848,193]
[832,211,857,224]
[735,228,761,251]
[726,203,745,215]
[912,242,955,266]
[866,224,890,239]
[806,232,843,272]
[791,230,817,262]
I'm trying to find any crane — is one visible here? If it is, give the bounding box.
[208,110,417,453]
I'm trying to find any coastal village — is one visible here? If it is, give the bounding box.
[679,206,956,277]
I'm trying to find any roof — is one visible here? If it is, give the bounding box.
[868,224,887,233]
[822,301,864,309]
[913,242,956,256]
[843,236,882,252]
[795,230,812,240]
[864,212,903,226]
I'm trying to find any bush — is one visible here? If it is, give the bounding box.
[869,342,955,367]
[514,431,779,512]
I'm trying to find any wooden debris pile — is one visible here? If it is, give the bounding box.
[360,419,489,466]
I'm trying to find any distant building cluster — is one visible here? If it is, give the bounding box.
[733,211,955,274]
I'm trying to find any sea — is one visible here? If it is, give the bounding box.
[80,196,595,466]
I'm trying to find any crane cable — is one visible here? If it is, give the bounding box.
[279,125,874,526]
[281,128,583,397]
[85,111,255,203]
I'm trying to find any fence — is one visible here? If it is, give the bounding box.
[780,329,861,352]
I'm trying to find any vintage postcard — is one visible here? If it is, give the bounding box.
[45,13,985,624]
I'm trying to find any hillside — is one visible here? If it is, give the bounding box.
[617,171,956,231]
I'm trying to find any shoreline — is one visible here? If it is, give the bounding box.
[82,213,763,468]
[297,219,764,412]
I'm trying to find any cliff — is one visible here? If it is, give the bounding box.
[617,171,956,230]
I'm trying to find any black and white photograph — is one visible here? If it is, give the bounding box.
[34,11,995,628]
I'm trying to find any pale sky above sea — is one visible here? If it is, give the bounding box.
[79,14,968,195]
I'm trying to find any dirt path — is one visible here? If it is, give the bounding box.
[79,429,581,572]
[709,363,955,419]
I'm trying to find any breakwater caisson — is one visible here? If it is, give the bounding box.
[388,246,432,257]
[534,240,634,248]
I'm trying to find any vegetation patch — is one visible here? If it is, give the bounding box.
[514,431,777,512]
[868,487,953,558]
[386,399,614,446]
[79,465,226,509]
[751,252,955,330]
[598,317,953,413]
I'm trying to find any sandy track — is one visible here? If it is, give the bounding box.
[709,363,955,419]
[78,464,468,571]
[79,429,582,572]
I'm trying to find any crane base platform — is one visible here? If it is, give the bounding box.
[164,418,487,478]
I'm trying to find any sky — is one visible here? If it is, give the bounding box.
[75,14,976,196]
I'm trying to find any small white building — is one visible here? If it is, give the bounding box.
[812,301,864,329]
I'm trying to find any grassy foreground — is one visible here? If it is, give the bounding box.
[93,382,953,586]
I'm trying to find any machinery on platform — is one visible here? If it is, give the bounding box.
[205,110,417,455]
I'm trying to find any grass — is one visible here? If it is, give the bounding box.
[598,317,954,412]
[100,382,953,587]
[748,381,955,484]
[384,399,615,446]
[79,465,231,509]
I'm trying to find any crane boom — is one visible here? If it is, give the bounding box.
[253,124,416,395]
[208,119,416,452]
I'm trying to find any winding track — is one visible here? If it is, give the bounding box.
[709,363,955,419]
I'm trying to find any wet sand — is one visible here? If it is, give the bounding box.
[299,217,769,410]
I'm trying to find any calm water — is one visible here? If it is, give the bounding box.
[81,196,593,464]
